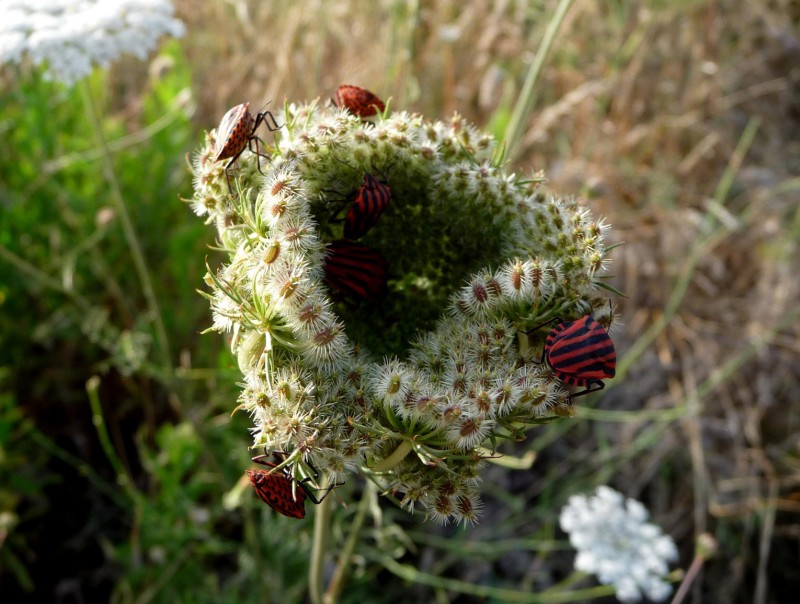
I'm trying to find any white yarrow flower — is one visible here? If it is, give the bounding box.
[0,0,185,86]
[559,486,678,602]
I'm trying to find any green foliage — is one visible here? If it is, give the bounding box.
[0,374,47,593]
[0,42,210,371]
[109,421,313,603]
[0,44,243,602]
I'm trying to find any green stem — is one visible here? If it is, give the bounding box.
[309,478,332,604]
[376,554,614,602]
[86,376,134,495]
[370,439,413,473]
[323,481,374,604]
[80,81,173,379]
[504,0,574,162]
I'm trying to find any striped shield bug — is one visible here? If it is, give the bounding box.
[332,85,385,118]
[530,312,616,399]
[245,452,339,519]
[344,173,392,240]
[324,239,388,303]
[214,102,281,192]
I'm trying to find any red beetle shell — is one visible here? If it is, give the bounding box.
[544,315,616,388]
[246,464,307,519]
[333,85,385,118]
[324,239,388,302]
[214,102,256,162]
[344,174,391,240]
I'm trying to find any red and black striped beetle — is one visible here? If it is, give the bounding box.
[323,239,388,303]
[343,173,392,240]
[534,313,616,399]
[245,452,337,519]
[214,102,280,193]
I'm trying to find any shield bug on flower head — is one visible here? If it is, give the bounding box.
[246,452,339,519]
[214,102,281,192]
[333,85,385,118]
[324,239,388,303]
[344,173,392,240]
[531,312,616,399]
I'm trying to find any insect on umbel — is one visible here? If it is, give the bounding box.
[245,452,339,519]
[332,84,386,118]
[323,239,389,303]
[529,311,616,400]
[343,173,392,240]
[213,102,280,193]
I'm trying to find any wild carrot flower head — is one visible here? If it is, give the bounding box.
[560,486,678,602]
[0,0,185,86]
[190,95,615,524]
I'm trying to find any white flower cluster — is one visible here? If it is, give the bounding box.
[0,0,185,85]
[560,486,678,602]
[191,100,614,523]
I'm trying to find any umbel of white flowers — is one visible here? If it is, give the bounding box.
[0,0,185,86]
[560,486,679,602]
[189,98,613,524]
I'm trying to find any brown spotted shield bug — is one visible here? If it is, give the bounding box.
[332,85,385,118]
[214,102,280,192]
[245,452,339,519]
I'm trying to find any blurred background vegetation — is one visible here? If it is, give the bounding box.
[1,0,799,602]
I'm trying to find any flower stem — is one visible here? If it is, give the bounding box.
[670,533,718,604]
[370,439,413,473]
[86,375,136,498]
[80,81,173,380]
[309,478,332,604]
[323,481,374,604]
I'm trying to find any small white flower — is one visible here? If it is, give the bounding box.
[453,271,503,317]
[300,317,351,371]
[210,289,241,333]
[560,486,678,602]
[445,411,493,450]
[0,0,185,86]
[371,359,412,407]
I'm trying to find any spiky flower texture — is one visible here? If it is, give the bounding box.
[189,98,614,524]
[0,0,185,86]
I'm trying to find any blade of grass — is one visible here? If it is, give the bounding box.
[504,0,575,163]
[374,552,615,603]
[616,116,761,380]
[309,476,333,604]
[323,481,374,604]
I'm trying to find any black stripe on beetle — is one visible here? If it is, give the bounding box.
[540,314,616,398]
[343,174,391,240]
[323,239,388,303]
